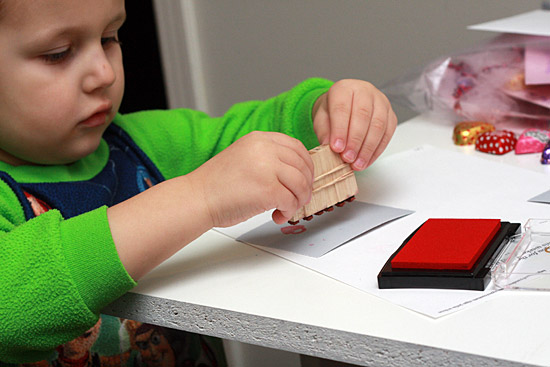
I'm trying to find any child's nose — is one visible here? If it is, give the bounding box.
[82,49,117,93]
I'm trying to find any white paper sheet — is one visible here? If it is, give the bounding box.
[217,146,550,318]
[529,189,550,204]
[467,10,550,37]
[236,202,413,257]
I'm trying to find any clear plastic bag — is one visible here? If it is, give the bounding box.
[382,34,550,125]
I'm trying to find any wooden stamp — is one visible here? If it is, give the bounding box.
[288,145,358,224]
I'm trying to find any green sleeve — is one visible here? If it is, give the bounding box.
[0,77,331,363]
[0,180,136,364]
[114,78,333,180]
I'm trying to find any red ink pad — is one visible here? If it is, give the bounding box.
[377,219,520,291]
[391,218,501,270]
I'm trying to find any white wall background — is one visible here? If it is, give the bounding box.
[151,1,546,366]
[153,0,544,123]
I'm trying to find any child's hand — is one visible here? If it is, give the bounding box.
[190,131,314,227]
[312,79,397,170]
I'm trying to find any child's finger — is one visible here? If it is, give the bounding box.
[341,89,373,164]
[270,132,314,180]
[276,144,314,190]
[352,97,390,170]
[273,165,312,221]
[353,105,397,170]
[312,104,330,145]
[272,209,289,225]
[366,107,398,166]
[327,84,354,153]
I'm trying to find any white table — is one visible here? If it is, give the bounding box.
[104,115,550,367]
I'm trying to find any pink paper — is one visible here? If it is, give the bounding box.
[505,86,550,110]
[525,42,550,85]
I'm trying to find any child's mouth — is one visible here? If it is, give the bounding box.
[79,111,108,128]
[80,103,112,128]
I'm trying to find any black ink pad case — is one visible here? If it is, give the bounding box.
[377,218,521,291]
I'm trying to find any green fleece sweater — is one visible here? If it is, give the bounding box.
[0,78,332,363]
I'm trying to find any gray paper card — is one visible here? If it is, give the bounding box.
[237,202,414,258]
[529,189,550,204]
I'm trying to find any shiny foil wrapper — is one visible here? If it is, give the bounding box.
[541,141,550,165]
[453,121,495,146]
[475,130,517,155]
[515,129,550,154]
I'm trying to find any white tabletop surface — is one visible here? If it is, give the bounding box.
[104,115,550,367]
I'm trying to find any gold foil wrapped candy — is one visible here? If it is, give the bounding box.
[453,121,495,146]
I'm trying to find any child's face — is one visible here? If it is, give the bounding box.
[0,0,126,165]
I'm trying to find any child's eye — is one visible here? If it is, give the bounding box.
[41,48,71,64]
[101,37,121,47]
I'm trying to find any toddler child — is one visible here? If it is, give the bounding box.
[0,0,397,364]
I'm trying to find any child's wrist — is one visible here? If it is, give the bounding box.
[181,172,216,231]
